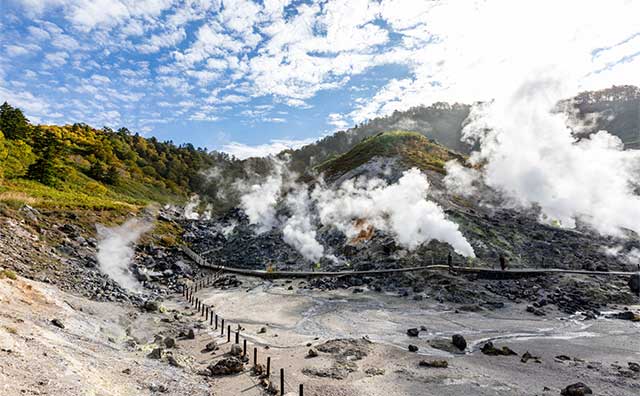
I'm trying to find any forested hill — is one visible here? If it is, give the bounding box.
[0,102,241,209]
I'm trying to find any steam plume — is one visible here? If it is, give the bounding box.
[446,77,640,236]
[236,158,288,233]
[314,168,476,257]
[282,187,325,262]
[96,218,153,291]
[236,159,475,259]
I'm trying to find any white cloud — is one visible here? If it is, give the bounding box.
[138,28,186,53]
[222,137,318,159]
[44,51,68,66]
[327,112,348,130]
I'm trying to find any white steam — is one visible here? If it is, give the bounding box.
[236,159,288,233]
[444,161,480,197]
[237,159,475,260]
[183,195,201,220]
[314,168,475,257]
[282,187,325,262]
[446,77,640,236]
[96,218,153,291]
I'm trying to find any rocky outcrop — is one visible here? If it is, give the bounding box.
[208,357,244,376]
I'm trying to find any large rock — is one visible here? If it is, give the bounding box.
[208,357,244,376]
[406,328,420,337]
[452,334,467,351]
[419,360,448,368]
[480,341,517,356]
[205,340,218,352]
[561,382,593,396]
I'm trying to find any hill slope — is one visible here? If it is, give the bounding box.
[317,131,466,181]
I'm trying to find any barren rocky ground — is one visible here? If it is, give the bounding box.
[1,207,640,395]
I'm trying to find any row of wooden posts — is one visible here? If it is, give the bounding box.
[182,276,305,396]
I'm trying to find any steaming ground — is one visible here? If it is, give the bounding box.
[96,218,153,292]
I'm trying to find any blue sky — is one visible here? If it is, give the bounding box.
[1,0,639,158]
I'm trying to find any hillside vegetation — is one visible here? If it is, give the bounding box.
[317,131,466,179]
[0,102,232,210]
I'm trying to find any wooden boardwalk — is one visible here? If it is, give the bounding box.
[182,246,638,280]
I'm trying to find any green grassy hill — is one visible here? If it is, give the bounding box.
[0,102,233,210]
[316,130,467,179]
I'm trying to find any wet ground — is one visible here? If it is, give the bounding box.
[196,276,640,395]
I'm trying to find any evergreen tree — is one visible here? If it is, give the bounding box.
[27,127,64,185]
[0,102,30,140]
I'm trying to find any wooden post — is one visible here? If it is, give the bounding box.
[227,325,231,342]
[205,306,209,321]
[210,309,214,326]
[253,347,257,367]
[215,314,218,329]
[266,357,271,378]
[235,330,239,344]
[299,384,303,396]
[243,339,247,357]
[221,319,225,335]
[280,368,284,395]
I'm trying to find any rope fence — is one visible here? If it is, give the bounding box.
[181,273,302,395]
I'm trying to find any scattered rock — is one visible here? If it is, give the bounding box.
[406,328,420,337]
[186,328,196,339]
[480,341,517,356]
[364,367,385,376]
[521,351,541,363]
[148,347,163,359]
[408,344,419,352]
[628,362,640,372]
[526,305,546,316]
[205,340,218,352]
[144,299,161,312]
[452,334,467,351]
[258,327,267,334]
[167,355,183,368]
[607,311,640,321]
[419,360,448,368]
[428,338,462,354]
[163,337,176,348]
[208,357,244,375]
[50,318,65,329]
[307,348,318,358]
[122,368,131,375]
[148,383,168,393]
[561,382,593,396]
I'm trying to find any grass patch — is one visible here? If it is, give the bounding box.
[0,269,17,280]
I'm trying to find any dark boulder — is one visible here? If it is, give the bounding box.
[452,334,467,351]
[408,344,418,352]
[51,318,65,329]
[561,382,592,396]
[406,328,420,337]
[208,357,244,376]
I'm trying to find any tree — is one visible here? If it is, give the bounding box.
[27,127,64,185]
[0,102,30,140]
